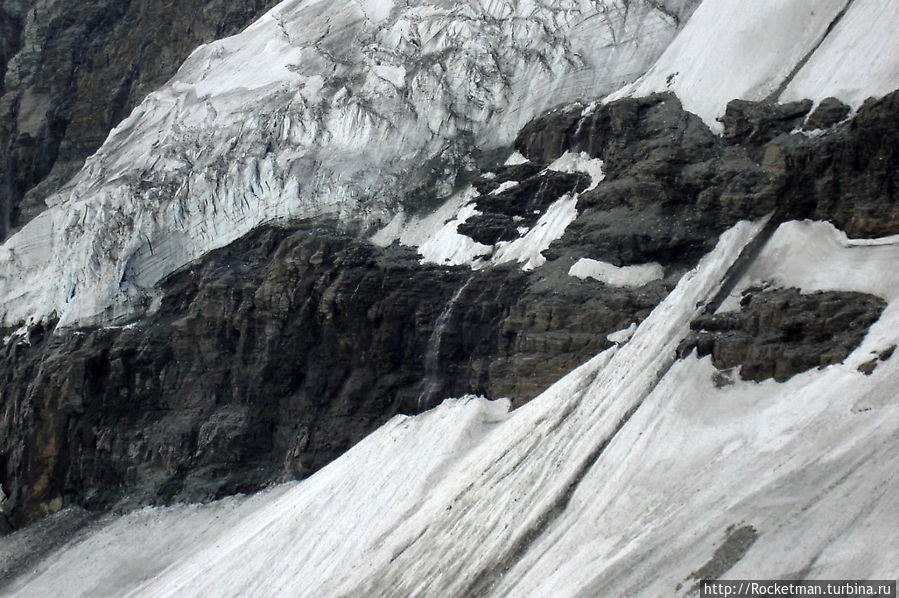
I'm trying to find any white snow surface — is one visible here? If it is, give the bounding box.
[606,321,637,344]
[569,257,664,286]
[0,0,694,328]
[417,201,493,267]
[491,194,579,271]
[3,0,899,591]
[547,151,605,191]
[611,0,899,130]
[7,220,899,596]
[503,150,529,166]
[718,220,899,315]
[781,0,899,107]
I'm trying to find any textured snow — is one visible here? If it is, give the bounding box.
[0,0,693,328]
[611,0,899,130]
[606,322,637,344]
[503,151,529,166]
[3,220,761,594]
[489,180,519,195]
[4,0,899,592]
[8,220,899,596]
[373,152,604,270]
[418,202,493,267]
[781,0,899,107]
[569,257,663,286]
[719,220,899,313]
[370,188,476,250]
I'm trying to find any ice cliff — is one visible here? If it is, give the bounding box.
[0,0,698,328]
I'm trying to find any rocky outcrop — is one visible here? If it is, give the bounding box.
[516,90,899,244]
[0,0,279,239]
[3,88,898,531]
[457,170,590,244]
[0,217,673,529]
[677,287,886,382]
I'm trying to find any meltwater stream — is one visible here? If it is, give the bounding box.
[417,276,474,411]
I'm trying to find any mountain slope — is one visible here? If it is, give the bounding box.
[0,0,280,240]
[611,0,899,129]
[0,0,697,329]
[1,0,899,594]
[5,220,898,597]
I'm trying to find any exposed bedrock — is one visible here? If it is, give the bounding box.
[458,170,590,244]
[677,287,887,383]
[0,0,279,240]
[3,88,898,530]
[516,90,899,241]
[0,219,671,529]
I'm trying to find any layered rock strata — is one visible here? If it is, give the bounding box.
[678,287,887,383]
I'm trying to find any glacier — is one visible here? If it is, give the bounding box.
[2,0,899,594]
[0,0,698,328]
[2,0,896,329]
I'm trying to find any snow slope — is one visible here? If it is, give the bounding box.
[0,0,694,328]
[781,0,899,106]
[3,1,899,594]
[610,0,899,130]
[7,219,898,596]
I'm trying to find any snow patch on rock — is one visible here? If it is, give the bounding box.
[569,258,663,287]
[547,151,605,191]
[503,151,529,166]
[492,195,578,271]
[607,322,637,344]
[418,203,493,267]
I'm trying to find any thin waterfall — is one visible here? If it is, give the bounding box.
[417,276,474,411]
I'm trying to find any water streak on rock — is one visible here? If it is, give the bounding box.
[418,276,474,411]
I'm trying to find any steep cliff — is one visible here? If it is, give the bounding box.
[2,88,897,532]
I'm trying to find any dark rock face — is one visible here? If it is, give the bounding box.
[803,97,850,131]
[677,288,886,382]
[720,99,813,145]
[857,345,896,376]
[457,169,589,244]
[0,0,279,239]
[516,90,899,242]
[0,219,670,528]
[3,89,898,531]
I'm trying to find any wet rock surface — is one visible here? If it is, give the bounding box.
[0,0,279,239]
[677,287,886,382]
